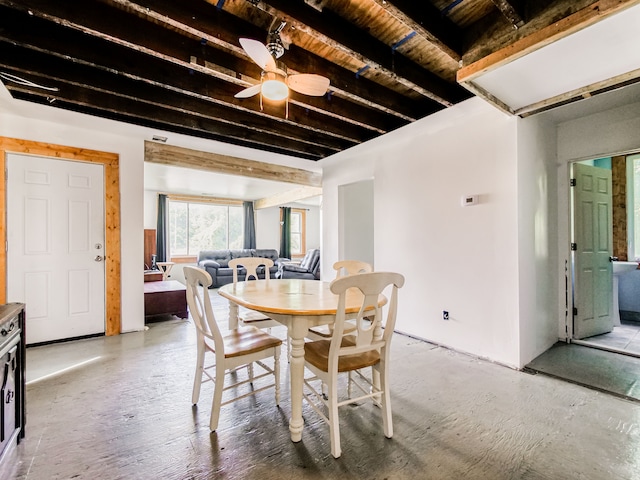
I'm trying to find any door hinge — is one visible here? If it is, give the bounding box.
[573,307,578,316]
[571,243,577,251]
[570,178,576,186]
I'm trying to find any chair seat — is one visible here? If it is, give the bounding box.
[219,326,282,358]
[308,322,356,338]
[305,336,380,372]
[240,309,273,323]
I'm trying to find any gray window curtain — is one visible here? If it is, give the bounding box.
[243,201,256,249]
[156,194,168,263]
[279,206,291,259]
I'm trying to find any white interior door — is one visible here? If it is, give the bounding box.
[7,154,106,344]
[572,162,614,339]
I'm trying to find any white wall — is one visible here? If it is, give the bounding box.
[321,98,525,367]
[516,115,559,366]
[144,190,158,228]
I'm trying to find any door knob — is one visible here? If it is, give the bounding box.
[609,256,619,262]
[95,255,104,262]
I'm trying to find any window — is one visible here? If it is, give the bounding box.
[168,197,243,259]
[290,209,306,256]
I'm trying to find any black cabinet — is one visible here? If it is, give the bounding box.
[0,303,25,468]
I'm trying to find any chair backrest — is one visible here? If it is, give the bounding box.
[184,266,224,353]
[329,271,405,359]
[229,257,274,284]
[333,260,373,278]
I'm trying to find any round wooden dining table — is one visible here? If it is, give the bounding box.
[218,278,385,442]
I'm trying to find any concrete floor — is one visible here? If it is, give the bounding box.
[8,300,640,479]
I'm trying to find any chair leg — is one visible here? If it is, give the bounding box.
[192,343,205,404]
[209,363,226,431]
[274,347,281,406]
[327,375,341,458]
[371,365,382,407]
[378,362,393,438]
[248,362,254,383]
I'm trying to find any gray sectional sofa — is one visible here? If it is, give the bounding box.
[197,248,289,288]
[276,248,321,280]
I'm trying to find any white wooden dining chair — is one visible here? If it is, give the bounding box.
[333,259,373,278]
[306,260,373,340]
[184,266,282,431]
[228,257,282,332]
[302,271,405,458]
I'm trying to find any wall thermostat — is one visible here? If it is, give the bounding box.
[461,195,478,206]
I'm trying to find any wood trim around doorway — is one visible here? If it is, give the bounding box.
[0,137,122,336]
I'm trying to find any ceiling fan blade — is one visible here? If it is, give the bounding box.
[287,74,330,96]
[234,84,262,99]
[239,38,277,71]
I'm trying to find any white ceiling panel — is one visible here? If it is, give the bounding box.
[471,3,640,113]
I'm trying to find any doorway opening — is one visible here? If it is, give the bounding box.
[570,154,640,359]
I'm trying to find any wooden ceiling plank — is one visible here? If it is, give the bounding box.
[193,56,407,132]
[7,84,337,159]
[249,0,470,106]
[0,47,360,150]
[0,17,379,145]
[144,141,323,187]
[458,0,640,82]
[490,0,525,29]
[369,0,463,61]
[113,0,429,121]
[0,0,410,133]
[104,0,426,122]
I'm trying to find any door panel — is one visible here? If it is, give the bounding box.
[7,154,105,344]
[573,162,613,339]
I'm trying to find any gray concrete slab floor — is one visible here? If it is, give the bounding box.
[9,300,640,479]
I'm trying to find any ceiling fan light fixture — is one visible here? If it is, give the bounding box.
[261,79,289,101]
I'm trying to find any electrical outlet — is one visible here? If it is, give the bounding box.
[443,310,449,320]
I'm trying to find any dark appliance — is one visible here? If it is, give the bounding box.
[0,303,25,472]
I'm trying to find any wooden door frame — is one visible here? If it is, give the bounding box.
[0,137,121,335]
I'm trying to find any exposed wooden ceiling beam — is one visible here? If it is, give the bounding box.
[0,9,389,144]
[458,0,640,83]
[9,84,336,159]
[369,0,463,61]
[490,0,525,29]
[254,186,322,210]
[0,0,415,136]
[1,69,358,159]
[144,141,323,187]
[246,0,470,106]
[107,0,435,122]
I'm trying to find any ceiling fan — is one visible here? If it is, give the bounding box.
[234,23,330,114]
